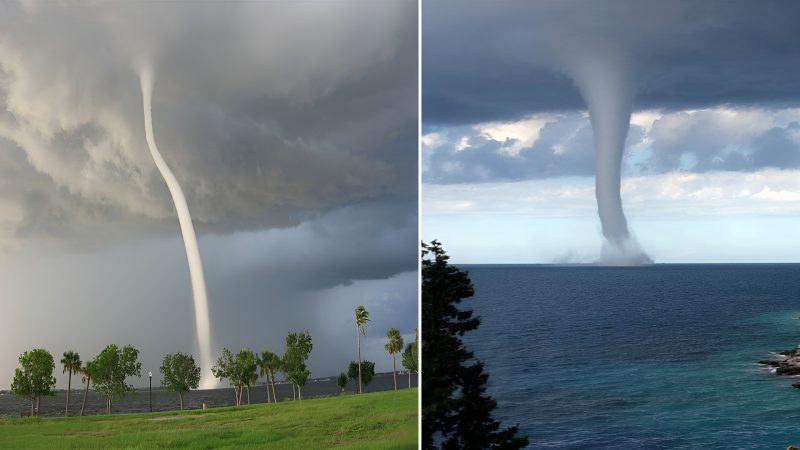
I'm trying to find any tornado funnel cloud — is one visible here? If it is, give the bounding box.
[587,79,631,246]
[139,69,216,388]
[567,57,651,265]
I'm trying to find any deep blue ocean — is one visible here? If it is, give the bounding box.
[459,264,800,449]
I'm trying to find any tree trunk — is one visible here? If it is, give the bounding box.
[246,385,251,405]
[237,385,243,406]
[357,323,363,394]
[179,392,184,410]
[36,396,41,416]
[30,399,34,417]
[270,371,277,403]
[392,353,397,390]
[80,376,90,417]
[291,382,296,401]
[298,385,302,401]
[408,369,411,388]
[65,370,72,417]
[265,377,270,403]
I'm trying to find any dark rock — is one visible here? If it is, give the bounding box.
[759,348,800,382]
[758,360,782,367]
[777,365,800,375]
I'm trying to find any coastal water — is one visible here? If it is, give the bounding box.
[460,264,800,449]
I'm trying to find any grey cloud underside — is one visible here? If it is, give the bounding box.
[423,0,800,126]
[0,0,417,243]
[203,200,418,294]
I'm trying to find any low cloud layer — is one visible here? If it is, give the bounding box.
[424,108,800,184]
[424,169,800,219]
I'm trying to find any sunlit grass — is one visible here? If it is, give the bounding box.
[0,388,418,449]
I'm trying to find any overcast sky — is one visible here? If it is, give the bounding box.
[422,0,800,263]
[0,1,417,389]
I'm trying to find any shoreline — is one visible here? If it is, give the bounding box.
[0,371,417,418]
[758,347,800,379]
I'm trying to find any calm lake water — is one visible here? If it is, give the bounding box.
[460,264,800,449]
[0,371,416,417]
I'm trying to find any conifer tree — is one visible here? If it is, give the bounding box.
[422,240,528,449]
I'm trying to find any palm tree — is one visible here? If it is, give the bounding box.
[260,350,280,403]
[269,354,281,403]
[402,342,418,388]
[79,361,95,417]
[61,350,81,417]
[354,305,370,394]
[385,328,404,390]
[258,354,271,403]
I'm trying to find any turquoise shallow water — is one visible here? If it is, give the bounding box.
[460,264,800,449]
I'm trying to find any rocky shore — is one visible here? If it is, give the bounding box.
[758,348,800,387]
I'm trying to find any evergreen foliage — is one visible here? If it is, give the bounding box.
[422,240,528,449]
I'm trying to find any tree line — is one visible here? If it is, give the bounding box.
[12,344,142,417]
[9,305,418,417]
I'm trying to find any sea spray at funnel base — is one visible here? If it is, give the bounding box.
[140,69,216,388]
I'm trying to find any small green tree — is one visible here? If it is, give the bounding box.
[160,353,201,410]
[402,342,418,388]
[283,331,313,400]
[354,306,370,394]
[60,350,81,417]
[348,360,375,389]
[91,344,142,415]
[212,348,240,405]
[11,349,56,416]
[212,348,258,406]
[336,372,348,393]
[236,349,258,405]
[385,328,404,390]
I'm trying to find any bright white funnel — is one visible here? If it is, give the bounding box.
[140,69,216,388]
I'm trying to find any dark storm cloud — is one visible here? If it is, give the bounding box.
[0,1,417,386]
[423,0,800,125]
[201,200,418,294]
[0,0,417,241]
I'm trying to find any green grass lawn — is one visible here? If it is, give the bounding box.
[0,388,418,449]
